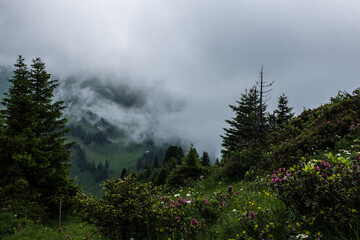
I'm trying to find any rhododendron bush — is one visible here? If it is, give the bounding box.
[269,151,360,230]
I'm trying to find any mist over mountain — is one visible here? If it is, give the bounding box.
[55,74,187,146]
[0,66,11,102]
[1,0,360,159]
[0,65,221,159]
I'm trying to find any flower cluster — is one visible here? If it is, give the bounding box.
[269,95,360,168]
[270,152,360,230]
[269,167,290,183]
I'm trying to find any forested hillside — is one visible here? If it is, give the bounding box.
[1,56,360,239]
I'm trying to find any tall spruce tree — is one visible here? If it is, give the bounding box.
[30,58,75,206]
[274,93,294,127]
[221,86,260,156]
[0,56,36,184]
[200,151,211,167]
[0,56,76,216]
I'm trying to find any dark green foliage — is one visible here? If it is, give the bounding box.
[270,151,360,235]
[269,92,360,168]
[167,145,204,186]
[221,85,273,178]
[74,175,164,240]
[163,157,178,171]
[73,145,88,171]
[136,156,144,171]
[222,144,265,179]
[136,145,187,184]
[0,205,30,238]
[273,93,294,128]
[153,157,159,168]
[136,148,166,171]
[164,145,184,165]
[95,161,109,182]
[184,144,201,167]
[221,86,263,157]
[120,168,127,180]
[84,131,110,146]
[222,88,359,179]
[0,56,78,218]
[200,151,211,167]
[154,168,168,185]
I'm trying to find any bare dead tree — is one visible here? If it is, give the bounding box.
[256,65,274,140]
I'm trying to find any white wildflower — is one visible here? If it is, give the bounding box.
[295,234,309,239]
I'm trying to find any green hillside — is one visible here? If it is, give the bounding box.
[67,120,157,196]
[2,58,360,239]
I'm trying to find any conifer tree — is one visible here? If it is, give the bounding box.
[166,145,203,186]
[184,144,200,167]
[215,158,220,166]
[221,86,260,156]
[274,93,294,127]
[200,151,211,167]
[0,56,77,216]
[29,57,75,208]
[152,157,159,168]
[154,168,168,186]
[0,56,36,184]
[163,146,184,165]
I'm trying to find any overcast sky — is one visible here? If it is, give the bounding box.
[1,0,359,157]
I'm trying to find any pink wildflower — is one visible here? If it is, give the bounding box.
[191,218,199,226]
[249,211,256,218]
[57,228,62,232]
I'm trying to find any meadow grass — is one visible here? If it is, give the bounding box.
[2,214,101,240]
[4,175,360,239]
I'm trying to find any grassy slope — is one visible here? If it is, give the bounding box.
[3,178,284,240]
[69,135,151,196]
[69,136,147,175]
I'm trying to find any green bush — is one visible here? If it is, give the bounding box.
[74,175,164,240]
[222,144,266,179]
[0,208,30,238]
[269,152,360,232]
[269,95,360,168]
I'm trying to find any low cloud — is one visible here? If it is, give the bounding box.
[1,0,360,158]
[55,74,185,145]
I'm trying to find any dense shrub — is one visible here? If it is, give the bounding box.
[269,152,360,232]
[74,175,164,240]
[222,144,266,179]
[74,175,219,240]
[167,145,205,186]
[269,94,360,168]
